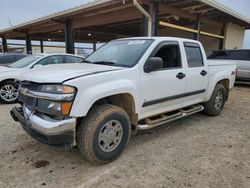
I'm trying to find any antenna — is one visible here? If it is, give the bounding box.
[8,19,13,27]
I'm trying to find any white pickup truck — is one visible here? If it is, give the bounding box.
[11,37,236,164]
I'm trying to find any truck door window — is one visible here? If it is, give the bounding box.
[184,43,204,67]
[153,44,182,69]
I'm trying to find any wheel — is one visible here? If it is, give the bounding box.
[77,104,131,164]
[0,80,19,104]
[203,84,226,116]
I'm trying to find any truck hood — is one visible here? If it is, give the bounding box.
[20,63,123,83]
[0,66,19,73]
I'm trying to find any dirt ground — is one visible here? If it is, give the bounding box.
[0,85,249,188]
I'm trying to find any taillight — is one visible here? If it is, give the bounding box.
[231,69,237,77]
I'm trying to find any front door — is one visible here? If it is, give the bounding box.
[140,41,187,119]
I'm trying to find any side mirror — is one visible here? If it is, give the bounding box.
[144,57,163,73]
[32,64,43,69]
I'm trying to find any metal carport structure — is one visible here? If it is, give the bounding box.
[0,0,250,54]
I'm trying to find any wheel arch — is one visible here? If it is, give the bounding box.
[217,79,230,99]
[89,93,138,132]
[0,78,16,85]
[205,76,231,102]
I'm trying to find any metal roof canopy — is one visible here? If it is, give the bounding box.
[0,0,249,43]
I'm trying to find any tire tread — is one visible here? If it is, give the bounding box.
[77,104,131,164]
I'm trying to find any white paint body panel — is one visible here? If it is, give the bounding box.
[19,37,237,120]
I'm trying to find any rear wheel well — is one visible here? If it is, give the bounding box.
[91,93,137,133]
[217,79,229,99]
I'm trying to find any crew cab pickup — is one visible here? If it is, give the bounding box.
[10,37,236,164]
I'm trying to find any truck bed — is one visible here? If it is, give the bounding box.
[207,59,236,66]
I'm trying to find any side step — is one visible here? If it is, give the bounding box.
[138,104,204,130]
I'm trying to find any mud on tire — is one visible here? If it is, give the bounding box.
[76,104,131,164]
[203,83,226,116]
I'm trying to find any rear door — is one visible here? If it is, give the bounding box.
[183,42,209,106]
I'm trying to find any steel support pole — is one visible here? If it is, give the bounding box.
[152,1,159,36]
[219,23,226,49]
[141,4,150,36]
[25,33,32,54]
[193,14,201,41]
[2,37,8,53]
[93,42,96,52]
[40,40,44,53]
[64,20,75,54]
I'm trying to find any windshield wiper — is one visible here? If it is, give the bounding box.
[92,61,116,66]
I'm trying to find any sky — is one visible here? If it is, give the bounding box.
[0,0,249,48]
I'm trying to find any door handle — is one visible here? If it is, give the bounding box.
[176,72,186,79]
[200,70,207,76]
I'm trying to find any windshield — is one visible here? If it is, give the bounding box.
[7,55,42,68]
[86,39,153,67]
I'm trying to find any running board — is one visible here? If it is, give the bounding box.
[138,105,204,130]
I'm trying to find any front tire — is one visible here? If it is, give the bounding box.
[0,80,19,104]
[77,104,131,164]
[203,84,226,116]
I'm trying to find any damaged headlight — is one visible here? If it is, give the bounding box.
[40,85,75,94]
[37,85,76,117]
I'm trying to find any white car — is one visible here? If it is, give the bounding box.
[11,37,236,164]
[0,53,84,103]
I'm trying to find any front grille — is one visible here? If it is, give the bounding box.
[18,81,40,110]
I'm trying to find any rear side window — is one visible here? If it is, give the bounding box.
[228,51,250,61]
[37,56,63,66]
[184,43,204,67]
[14,55,27,61]
[209,50,250,61]
[208,51,228,59]
[0,55,15,64]
[65,56,84,63]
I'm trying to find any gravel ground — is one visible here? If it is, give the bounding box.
[0,85,249,188]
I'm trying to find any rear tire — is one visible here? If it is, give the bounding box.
[0,80,18,104]
[76,104,131,164]
[203,84,226,116]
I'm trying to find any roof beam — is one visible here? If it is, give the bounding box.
[29,24,63,34]
[73,6,142,29]
[159,21,224,39]
[158,3,222,28]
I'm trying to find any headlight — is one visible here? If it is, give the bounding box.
[40,85,75,94]
[37,100,73,117]
[37,85,76,117]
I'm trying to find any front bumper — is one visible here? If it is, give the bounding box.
[10,106,76,149]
